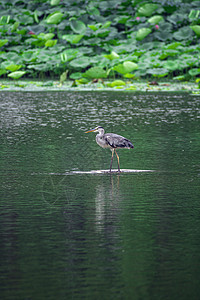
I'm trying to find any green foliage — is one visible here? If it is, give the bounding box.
[137,3,159,17]
[83,67,107,79]
[8,71,26,79]
[107,80,126,87]
[0,0,199,81]
[148,15,164,24]
[0,39,8,47]
[46,12,64,24]
[113,61,138,75]
[136,28,152,41]
[70,19,86,34]
[190,25,200,36]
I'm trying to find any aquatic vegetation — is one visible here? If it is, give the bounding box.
[0,0,199,84]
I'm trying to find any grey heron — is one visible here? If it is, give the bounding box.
[85,126,134,172]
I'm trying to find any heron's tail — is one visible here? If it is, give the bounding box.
[129,142,134,148]
[128,141,134,148]
[121,139,134,149]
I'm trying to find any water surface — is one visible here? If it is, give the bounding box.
[0,91,200,299]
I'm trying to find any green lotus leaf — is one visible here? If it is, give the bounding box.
[76,78,89,84]
[45,39,57,47]
[147,68,169,77]
[62,34,84,44]
[123,73,136,78]
[69,57,91,69]
[138,3,158,17]
[17,14,34,25]
[113,61,138,74]
[123,61,138,72]
[148,15,164,24]
[70,20,86,34]
[101,21,112,29]
[136,28,152,41]
[173,26,194,41]
[88,24,99,31]
[163,60,179,71]
[154,30,172,41]
[173,75,185,81]
[46,12,64,24]
[159,49,179,59]
[104,51,119,60]
[70,72,82,79]
[51,0,60,5]
[108,80,126,87]
[6,64,22,72]
[87,6,100,16]
[21,51,38,62]
[115,15,130,24]
[38,33,55,41]
[166,42,182,50]
[190,25,200,36]
[60,49,78,62]
[96,28,110,38]
[8,71,26,79]
[83,67,107,79]
[189,68,200,76]
[0,39,8,47]
[11,21,19,32]
[0,69,7,76]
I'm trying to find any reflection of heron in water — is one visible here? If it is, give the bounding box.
[85,126,134,172]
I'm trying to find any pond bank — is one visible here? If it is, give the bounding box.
[0,79,199,93]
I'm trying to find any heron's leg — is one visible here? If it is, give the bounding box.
[110,149,114,172]
[114,149,120,172]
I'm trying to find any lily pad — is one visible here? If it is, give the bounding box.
[0,39,8,47]
[190,25,200,36]
[173,26,194,41]
[104,51,119,60]
[163,60,180,71]
[45,40,57,47]
[8,71,26,79]
[148,15,164,24]
[83,67,107,79]
[46,12,64,24]
[70,72,82,79]
[107,80,126,87]
[138,3,158,17]
[6,64,22,72]
[70,20,86,34]
[189,68,200,76]
[0,69,7,76]
[136,28,152,41]
[173,75,185,81]
[51,0,60,5]
[69,57,91,69]
[113,61,138,74]
[147,68,169,77]
[62,34,84,44]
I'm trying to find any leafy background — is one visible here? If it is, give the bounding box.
[0,0,200,83]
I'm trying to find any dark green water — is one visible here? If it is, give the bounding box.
[0,91,200,300]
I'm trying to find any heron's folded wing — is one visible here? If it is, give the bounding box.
[105,134,133,148]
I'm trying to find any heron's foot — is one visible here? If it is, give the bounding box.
[118,169,121,173]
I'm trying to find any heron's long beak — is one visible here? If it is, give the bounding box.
[85,128,96,133]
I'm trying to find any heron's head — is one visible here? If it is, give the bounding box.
[85,126,104,134]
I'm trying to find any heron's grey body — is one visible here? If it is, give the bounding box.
[85,126,134,172]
